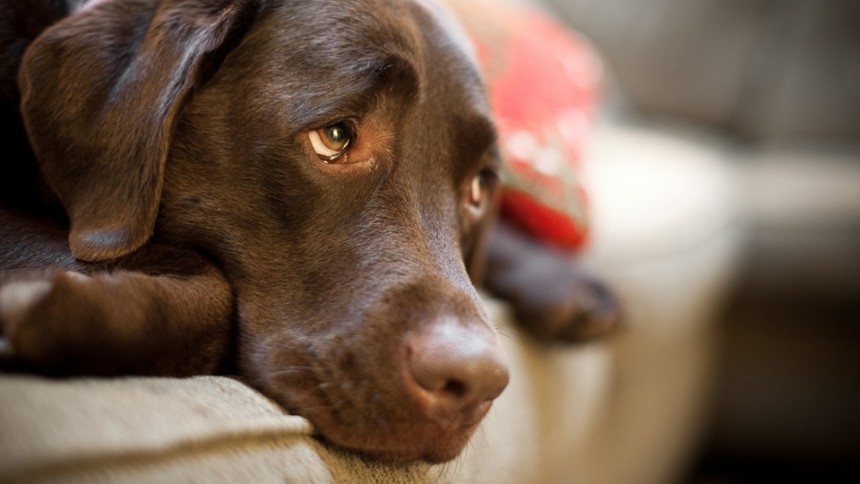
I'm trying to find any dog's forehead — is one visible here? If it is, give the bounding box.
[249,0,486,107]
[407,0,490,111]
[410,0,481,70]
[261,0,421,59]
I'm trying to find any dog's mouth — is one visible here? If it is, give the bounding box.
[338,420,485,464]
[308,395,494,464]
[317,369,498,464]
[263,361,500,464]
[240,275,510,463]
[252,316,509,463]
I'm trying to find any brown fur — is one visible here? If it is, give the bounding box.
[0,0,620,463]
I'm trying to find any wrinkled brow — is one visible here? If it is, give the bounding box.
[281,53,421,134]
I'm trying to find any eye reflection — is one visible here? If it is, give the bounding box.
[309,121,354,162]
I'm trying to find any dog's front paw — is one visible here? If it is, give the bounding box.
[506,268,622,343]
[485,222,623,343]
[0,271,96,372]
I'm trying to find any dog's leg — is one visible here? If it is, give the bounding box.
[0,243,232,376]
[484,221,622,343]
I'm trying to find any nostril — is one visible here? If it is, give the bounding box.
[405,320,510,418]
[442,379,468,399]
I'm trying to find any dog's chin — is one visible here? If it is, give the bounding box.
[318,418,482,464]
[259,373,488,464]
[259,373,495,464]
[306,384,495,463]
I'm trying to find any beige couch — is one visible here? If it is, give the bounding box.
[542,0,860,475]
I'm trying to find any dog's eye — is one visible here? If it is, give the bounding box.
[468,168,497,209]
[309,121,354,162]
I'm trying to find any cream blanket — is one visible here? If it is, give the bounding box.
[0,298,612,483]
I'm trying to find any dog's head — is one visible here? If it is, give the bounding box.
[20,0,508,462]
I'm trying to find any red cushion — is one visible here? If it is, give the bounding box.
[465,3,601,250]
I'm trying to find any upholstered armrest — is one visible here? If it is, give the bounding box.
[0,297,612,483]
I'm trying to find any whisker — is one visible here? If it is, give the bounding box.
[496,324,522,340]
[266,366,318,378]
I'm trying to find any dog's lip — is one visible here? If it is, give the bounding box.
[263,369,486,463]
[277,373,488,463]
[327,418,484,464]
[305,398,488,463]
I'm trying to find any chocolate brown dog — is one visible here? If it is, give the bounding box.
[0,0,619,463]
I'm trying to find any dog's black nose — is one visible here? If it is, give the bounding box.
[405,319,509,423]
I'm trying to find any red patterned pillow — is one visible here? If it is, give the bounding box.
[462,2,602,250]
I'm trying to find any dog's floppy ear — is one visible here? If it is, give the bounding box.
[19,0,255,262]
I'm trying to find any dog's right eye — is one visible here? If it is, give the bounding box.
[468,167,498,210]
[309,121,354,162]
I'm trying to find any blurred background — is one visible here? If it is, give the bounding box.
[533,0,860,481]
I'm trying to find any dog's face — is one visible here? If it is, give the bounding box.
[20,0,507,462]
[163,0,507,462]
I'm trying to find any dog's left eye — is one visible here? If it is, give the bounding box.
[468,168,497,209]
[309,121,354,162]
